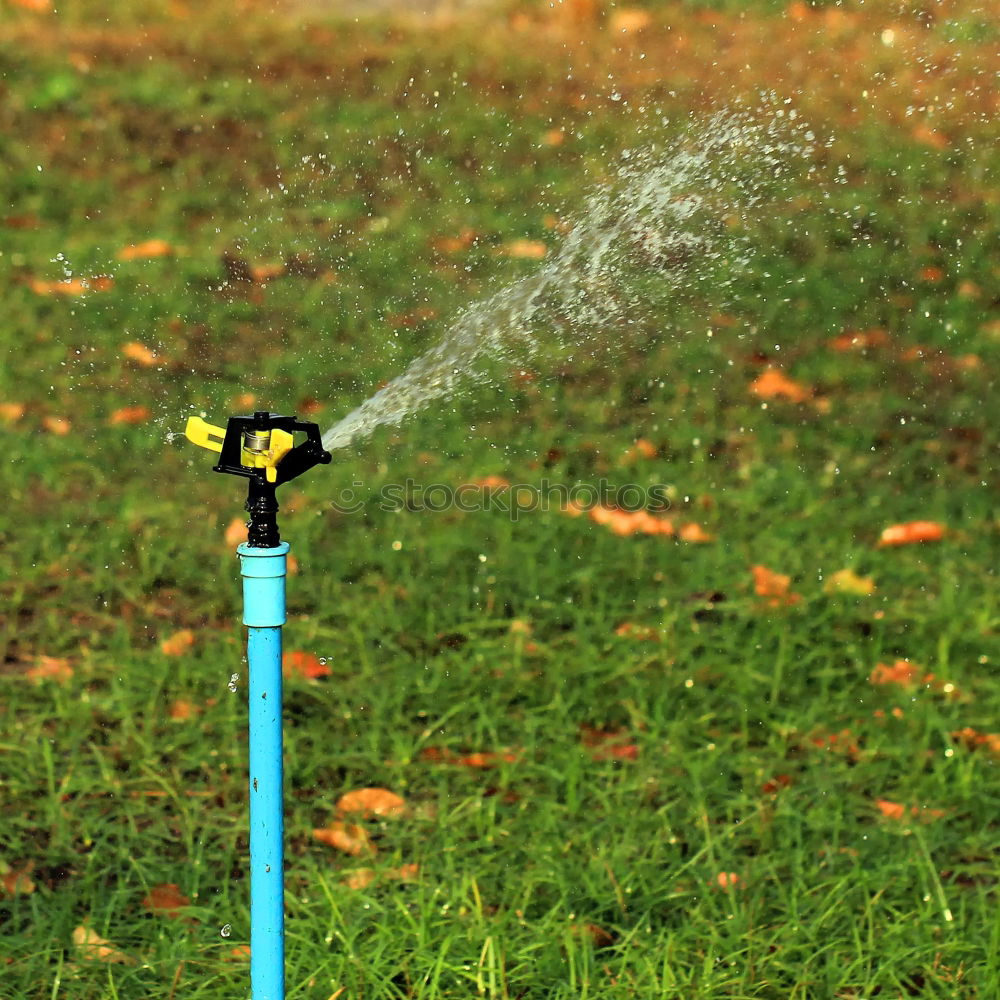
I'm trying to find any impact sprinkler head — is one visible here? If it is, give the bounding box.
[186,410,332,547]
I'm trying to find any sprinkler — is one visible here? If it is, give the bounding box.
[186,410,331,1000]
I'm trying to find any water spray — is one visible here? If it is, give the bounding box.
[186,410,331,1000]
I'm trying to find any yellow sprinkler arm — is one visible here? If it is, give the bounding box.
[186,415,295,483]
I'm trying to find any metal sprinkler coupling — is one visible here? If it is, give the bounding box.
[186,410,331,1000]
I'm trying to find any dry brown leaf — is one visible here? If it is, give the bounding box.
[609,8,651,33]
[282,651,331,680]
[458,750,519,768]
[751,565,801,607]
[336,788,407,819]
[713,872,743,891]
[614,622,659,641]
[824,568,876,596]
[142,883,190,919]
[503,239,547,260]
[878,521,945,546]
[168,699,199,721]
[342,868,377,890]
[25,656,72,683]
[109,405,151,426]
[224,517,248,547]
[42,416,71,436]
[72,925,134,964]
[620,438,657,463]
[750,368,810,403]
[117,240,175,261]
[121,341,158,366]
[160,629,195,657]
[951,727,1000,755]
[876,799,944,822]
[828,328,890,352]
[31,276,113,296]
[678,522,713,543]
[0,860,36,896]
[312,822,373,856]
[468,475,511,490]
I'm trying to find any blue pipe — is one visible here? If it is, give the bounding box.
[238,541,290,1000]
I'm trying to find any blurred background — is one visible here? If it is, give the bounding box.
[1,1,998,996]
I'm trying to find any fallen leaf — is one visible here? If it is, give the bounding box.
[433,228,478,254]
[824,568,876,596]
[312,822,373,856]
[951,727,1000,755]
[878,521,945,546]
[160,629,195,657]
[808,728,859,758]
[580,724,640,761]
[72,925,134,965]
[30,276,113,296]
[142,883,190,919]
[503,239,547,260]
[282,651,331,680]
[117,239,175,261]
[11,0,51,10]
[869,659,922,687]
[876,799,944,822]
[458,750,519,768]
[0,860,36,896]
[42,416,71,435]
[620,438,657,463]
[232,392,256,409]
[587,505,675,537]
[571,922,616,947]
[751,565,801,607]
[168,699,198,721]
[609,8,651,32]
[336,788,407,819]
[25,655,72,683]
[342,863,418,891]
[614,622,659,641]
[750,368,810,403]
[121,341,158,366]
[713,872,743,891]
[227,945,251,961]
[760,774,793,795]
[109,405,151,426]
[0,402,25,422]
[828,328,890,352]
[919,265,945,284]
[342,868,376,890]
[542,129,565,146]
[468,475,511,490]
[678,522,713,543]
[224,517,248,547]
[912,123,949,150]
[876,798,906,821]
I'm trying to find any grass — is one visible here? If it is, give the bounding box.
[1,0,998,996]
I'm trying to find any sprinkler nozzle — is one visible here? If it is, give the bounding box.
[186,410,331,547]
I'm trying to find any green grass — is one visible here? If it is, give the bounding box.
[1,1,999,996]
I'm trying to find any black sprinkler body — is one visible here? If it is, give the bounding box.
[186,410,332,547]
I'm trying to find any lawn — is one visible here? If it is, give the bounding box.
[1,0,998,997]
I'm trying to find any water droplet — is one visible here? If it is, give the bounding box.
[228,673,239,693]
[220,924,232,938]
